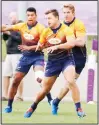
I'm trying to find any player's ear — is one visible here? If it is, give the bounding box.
[73,12,75,16]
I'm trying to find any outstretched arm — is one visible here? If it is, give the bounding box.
[2,25,14,32]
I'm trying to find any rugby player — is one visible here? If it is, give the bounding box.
[51,4,87,116]
[2,7,52,113]
[24,9,85,118]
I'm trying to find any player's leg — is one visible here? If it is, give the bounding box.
[63,65,86,118]
[24,75,57,118]
[33,59,53,105]
[24,60,61,118]
[3,56,31,113]
[3,72,26,113]
[52,85,69,109]
[2,55,12,100]
[52,57,86,115]
[57,73,79,100]
[16,81,23,101]
[11,54,23,101]
[52,74,79,111]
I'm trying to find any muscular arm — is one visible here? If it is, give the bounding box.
[2,25,14,32]
[2,23,22,32]
[18,45,40,51]
[57,36,75,50]
[75,36,86,47]
[58,36,86,49]
[46,36,76,54]
[27,45,37,51]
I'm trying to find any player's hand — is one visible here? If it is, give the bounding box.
[35,42,43,52]
[35,44,40,52]
[46,45,59,54]
[1,25,7,32]
[18,45,30,51]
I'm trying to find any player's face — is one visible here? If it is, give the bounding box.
[63,8,74,22]
[46,13,58,28]
[26,11,37,25]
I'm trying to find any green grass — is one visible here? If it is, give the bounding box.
[2,101,97,123]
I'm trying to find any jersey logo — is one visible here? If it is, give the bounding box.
[48,38,61,45]
[23,33,34,40]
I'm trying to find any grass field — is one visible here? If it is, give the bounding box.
[2,101,97,124]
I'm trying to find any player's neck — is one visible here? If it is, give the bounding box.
[64,17,75,26]
[64,17,75,23]
[27,21,37,27]
[51,21,61,29]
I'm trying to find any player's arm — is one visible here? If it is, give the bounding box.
[1,23,23,32]
[57,35,75,49]
[36,29,47,52]
[75,21,86,47]
[18,45,37,51]
[58,27,76,49]
[2,25,14,32]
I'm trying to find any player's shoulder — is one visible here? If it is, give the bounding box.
[16,22,27,28]
[12,22,26,30]
[62,23,68,28]
[61,23,72,31]
[37,22,45,28]
[18,22,26,26]
[75,18,85,26]
[41,27,51,34]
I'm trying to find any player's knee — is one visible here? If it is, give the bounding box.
[67,78,75,87]
[12,75,22,88]
[35,71,44,83]
[42,86,50,95]
[36,77,42,83]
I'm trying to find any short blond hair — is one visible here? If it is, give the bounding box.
[63,4,75,14]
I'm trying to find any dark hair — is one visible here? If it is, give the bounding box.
[26,7,36,14]
[45,9,59,19]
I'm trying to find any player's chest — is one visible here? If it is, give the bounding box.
[46,30,66,45]
[20,27,40,45]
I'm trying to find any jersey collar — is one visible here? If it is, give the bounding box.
[64,17,75,26]
[27,21,38,29]
[51,23,62,34]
